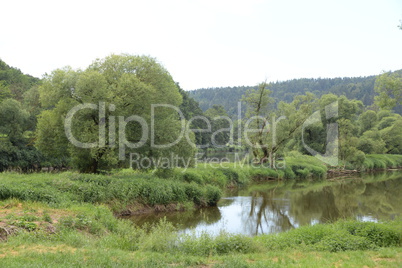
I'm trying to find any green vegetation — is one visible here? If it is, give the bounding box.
[0,155,327,214]
[362,154,402,171]
[0,199,401,267]
[1,56,402,173]
[189,71,402,119]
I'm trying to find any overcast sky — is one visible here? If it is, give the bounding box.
[1,0,401,90]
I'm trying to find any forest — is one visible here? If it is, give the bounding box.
[1,55,402,173]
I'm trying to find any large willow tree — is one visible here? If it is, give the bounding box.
[36,54,195,172]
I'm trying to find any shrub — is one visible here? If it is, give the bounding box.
[214,233,254,254]
[314,230,376,252]
[338,221,401,247]
[204,185,222,206]
[182,170,204,184]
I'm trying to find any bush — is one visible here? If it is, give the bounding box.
[204,185,221,206]
[338,220,401,247]
[177,232,256,256]
[314,230,376,252]
[214,233,254,254]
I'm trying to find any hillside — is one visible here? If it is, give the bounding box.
[0,58,40,102]
[188,72,402,118]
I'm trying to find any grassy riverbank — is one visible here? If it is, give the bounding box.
[1,156,402,266]
[0,154,401,215]
[0,199,401,267]
[0,155,328,215]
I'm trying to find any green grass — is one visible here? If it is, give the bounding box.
[0,155,330,214]
[0,199,401,267]
[362,154,402,170]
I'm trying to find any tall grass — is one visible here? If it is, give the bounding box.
[362,154,402,171]
[0,154,330,212]
[0,172,221,211]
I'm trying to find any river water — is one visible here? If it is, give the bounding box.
[124,171,402,236]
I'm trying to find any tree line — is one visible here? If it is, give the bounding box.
[0,55,401,173]
[189,72,402,119]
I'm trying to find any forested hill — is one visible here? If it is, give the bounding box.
[188,72,402,118]
[0,59,40,102]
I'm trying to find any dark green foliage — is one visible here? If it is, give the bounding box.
[0,59,40,102]
[0,138,44,172]
[189,75,384,118]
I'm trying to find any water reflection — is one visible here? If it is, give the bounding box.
[124,171,402,236]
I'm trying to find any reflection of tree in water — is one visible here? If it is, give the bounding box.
[289,175,402,225]
[353,178,402,219]
[243,174,402,235]
[125,206,222,230]
[243,189,294,235]
[125,173,402,235]
[289,185,348,225]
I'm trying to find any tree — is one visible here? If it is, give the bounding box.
[357,129,386,154]
[374,72,402,110]
[241,82,274,162]
[380,119,402,154]
[359,110,377,134]
[0,98,29,140]
[0,82,11,102]
[204,105,231,147]
[338,118,365,168]
[0,98,42,172]
[242,82,317,165]
[36,54,196,172]
[177,84,209,147]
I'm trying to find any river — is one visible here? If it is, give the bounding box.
[123,171,402,236]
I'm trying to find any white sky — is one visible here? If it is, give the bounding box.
[1,0,401,90]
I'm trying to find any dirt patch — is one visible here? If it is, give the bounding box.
[0,226,18,241]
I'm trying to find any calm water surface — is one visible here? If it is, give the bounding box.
[124,171,402,236]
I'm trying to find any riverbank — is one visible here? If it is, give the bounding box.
[1,154,402,216]
[1,157,402,266]
[0,199,401,267]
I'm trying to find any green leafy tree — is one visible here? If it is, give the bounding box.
[0,98,30,140]
[359,110,378,134]
[380,119,402,154]
[242,82,317,165]
[374,72,402,110]
[0,81,11,102]
[204,105,231,147]
[242,82,274,162]
[36,54,195,172]
[357,130,386,154]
